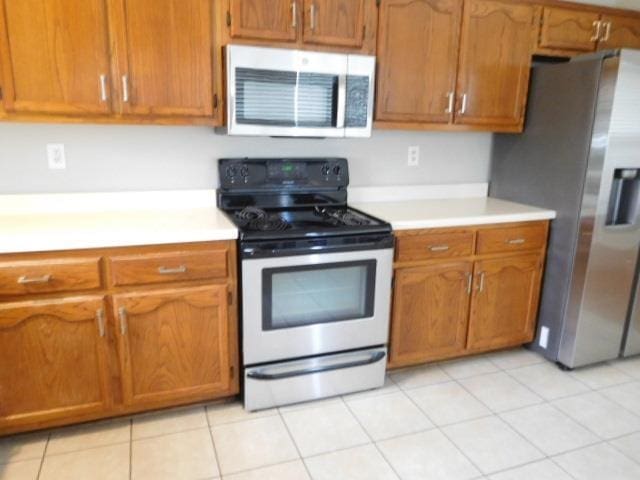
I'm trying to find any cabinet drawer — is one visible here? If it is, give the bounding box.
[396,232,474,262]
[0,258,102,297]
[109,250,228,287]
[476,223,547,255]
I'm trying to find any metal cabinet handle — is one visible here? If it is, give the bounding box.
[291,1,297,28]
[477,271,485,292]
[17,274,52,285]
[99,74,108,102]
[445,92,455,114]
[458,93,468,115]
[591,20,602,41]
[429,245,450,252]
[122,75,130,103]
[310,2,316,30]
[118,307,128,336]
[506,238,526,245]
[467,273,473,295]
[158,265,187,275]
[96,309,105,337]
[602,21,611,42]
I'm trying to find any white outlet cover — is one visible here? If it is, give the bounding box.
[408,146,419,167]
[539,326,549,349]
[47,144,66,170]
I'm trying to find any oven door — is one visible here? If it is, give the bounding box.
[242,248,393,365]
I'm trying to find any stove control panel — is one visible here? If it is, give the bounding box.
[219,158,349,189]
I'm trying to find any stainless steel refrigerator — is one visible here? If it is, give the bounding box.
[490,49,640,368]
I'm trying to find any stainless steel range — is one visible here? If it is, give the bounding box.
[217,158,394,411]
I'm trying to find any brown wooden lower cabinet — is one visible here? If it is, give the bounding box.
[389,222,548,368]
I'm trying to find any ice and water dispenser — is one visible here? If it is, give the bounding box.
[606,169,640,226]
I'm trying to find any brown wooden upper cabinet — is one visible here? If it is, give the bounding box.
[536,7,640,55]
[0,0,113,115]
[224,0,377,53]
[376,0,533,132]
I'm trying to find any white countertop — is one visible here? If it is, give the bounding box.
[0,191,237,254]
[353,196,556,230]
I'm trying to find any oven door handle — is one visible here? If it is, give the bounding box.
[246,350,386,381]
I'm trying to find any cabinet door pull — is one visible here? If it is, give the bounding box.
[99,74,108,102]
[158,265,187,275]
[467,273,473,295]
[310,2,316,30]
[118,307,128,336]
[458,93,468,115]
[591,20,602,41]
[445,92,455,114]
[602,21,611,42]
[17,274,52,284]
[291,1,297,28]
[506,238,526,245]
[122,75,130,103]
[429,245,450,252]
[477,272,485,292]
[96,309,105,337]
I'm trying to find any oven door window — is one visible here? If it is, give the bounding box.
[263,260,376,330]
[235,68,338,127]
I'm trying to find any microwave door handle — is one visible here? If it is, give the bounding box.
[336,73,347,130]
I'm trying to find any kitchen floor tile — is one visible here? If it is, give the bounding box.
[346,391,433,441]
[406,381,491,426]
[0,432,48,464]
[459,371,542,413]
[487,459,573,480]
[282,401,369,457]
[46,418,131,455]
[500,403,599,455]
[440,355,499,380]
[506,362,589,400]
[484,348,546,371]
[223,460,310,480]
[389,363,450,390]
[206,400,277,426]
[610,356,640,380]
[569,363,634,389]
[554,443,640,480]
[132,405,208,439]
[442,416,544,474]
[553,391,640,439]
[211,415,298,475]
[0,459,41,480]
[601,381,640,416]
[304,444,398,480]
[609,432,640,463]
[131,428,218,480]
[40,443,129,480]
[342,375,400,400]
[377,429,480,480]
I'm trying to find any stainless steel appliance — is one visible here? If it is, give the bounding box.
[224,45,375,138]
[217,158,393,410]
[491,49,640,368]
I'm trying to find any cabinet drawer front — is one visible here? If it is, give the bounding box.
[0,258,102,297]
[476,223,546,255]
[539,7,600,52]
[110,250,228,286]
[396,232,474,262]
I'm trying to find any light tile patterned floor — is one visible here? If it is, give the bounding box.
[2,348,640,479]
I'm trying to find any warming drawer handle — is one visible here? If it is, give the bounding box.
[17,274,52,285]
[247,350,386,381]
[158,265,187,275]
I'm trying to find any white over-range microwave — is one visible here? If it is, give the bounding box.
[224,44,375,138]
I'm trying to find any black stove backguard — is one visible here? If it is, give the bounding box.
[217,158,350,210]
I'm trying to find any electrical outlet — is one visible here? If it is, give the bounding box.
[408,146,419,167]
[539,326,550,349]
[47,144,66,170]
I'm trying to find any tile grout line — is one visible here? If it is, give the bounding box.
[35,432,50,480]
[204,405,224,480]
[128,418,133,480]
[277,406,314,479]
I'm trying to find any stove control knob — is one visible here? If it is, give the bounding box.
[333,165,343,176]
[240,166,249,177]
[321,164,331,176]
[226,166,237,178]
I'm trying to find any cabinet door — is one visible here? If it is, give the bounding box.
[229,0,297,42]
[390,262,472,367]
[539,7,599,52]
[600,15,640,50]
[114,285,232,408]
[0,297,110,430]
[467,254,542,351]
[302,0,365,48]
[111,0,215,117]
[376,0,462,124]
[454,0,534,129]
[0,0,112,115]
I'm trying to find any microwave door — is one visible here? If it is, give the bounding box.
[344,54,376,138]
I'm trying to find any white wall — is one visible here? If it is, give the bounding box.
[578,0,640,10]
[0,124,492,194]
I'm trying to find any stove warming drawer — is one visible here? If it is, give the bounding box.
[244,347,387,411]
